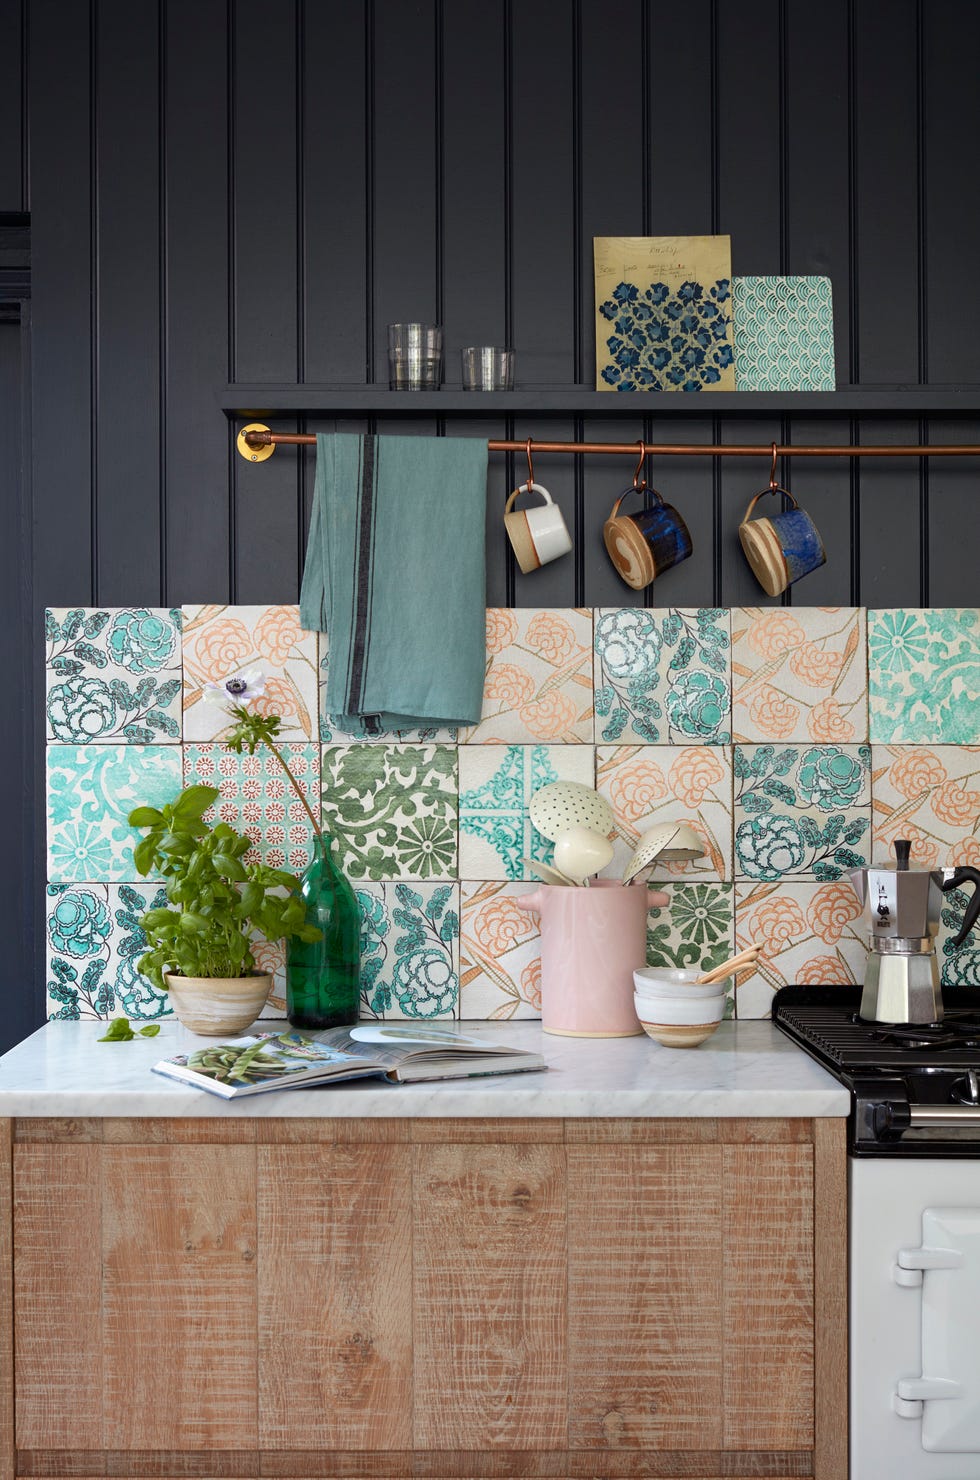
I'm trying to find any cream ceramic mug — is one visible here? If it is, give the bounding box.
[503,482,572,574]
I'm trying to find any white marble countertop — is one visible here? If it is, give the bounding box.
[0,1018,848,1118]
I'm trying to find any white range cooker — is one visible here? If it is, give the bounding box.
[775,985,980,1480]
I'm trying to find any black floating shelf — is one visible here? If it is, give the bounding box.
[219,385,980,419]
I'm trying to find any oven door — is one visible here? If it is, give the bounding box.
[850,1159,980,1479]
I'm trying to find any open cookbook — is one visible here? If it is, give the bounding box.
[152,1024,547,1099]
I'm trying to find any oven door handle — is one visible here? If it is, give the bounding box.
[908,1106,980,1127]
[894,1376,964,1419]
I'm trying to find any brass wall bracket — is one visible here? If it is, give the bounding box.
[236,422,275,462]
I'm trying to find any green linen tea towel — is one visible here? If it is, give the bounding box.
[301,432,488,732]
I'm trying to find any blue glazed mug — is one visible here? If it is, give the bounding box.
[739,485,826,596]
[603,485,693,591]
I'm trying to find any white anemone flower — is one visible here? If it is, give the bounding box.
[202,665,267,709]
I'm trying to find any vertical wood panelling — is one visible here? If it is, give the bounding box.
[858,423,923,606]
[28,0,93,605]
[302,0,368,384]
[785,421,854,606]
[94,0,162,605]
[0,0,25,210]
[722,1145,814,1449]
[509,1,576,385]
[371,0,438,365]
[163,0,231,604]
[232,0,300,601]
[13,1145,103,1448]
[442,0,507,375]
[928,417,980,605]
[258,1144,413,1450]
[567,1144,724,1449]
[853,0,920,383]
[413,1143,567,1450]
[102,1146,258,1449]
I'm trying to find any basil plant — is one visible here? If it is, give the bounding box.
[128,784,321,991]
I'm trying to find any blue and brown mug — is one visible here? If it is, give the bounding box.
[739,485,826,597]
[603,486,693,591]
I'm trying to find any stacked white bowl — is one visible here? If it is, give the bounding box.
[633,967,728,1048]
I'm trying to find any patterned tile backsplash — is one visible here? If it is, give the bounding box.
[41,604,980,1023]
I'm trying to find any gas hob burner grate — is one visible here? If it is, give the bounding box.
[775,997,980,1069]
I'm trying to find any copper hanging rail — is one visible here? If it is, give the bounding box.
[237,426,980,459]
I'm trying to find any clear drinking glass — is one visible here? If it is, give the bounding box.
[387,323,443,389]
[460,346,515,390]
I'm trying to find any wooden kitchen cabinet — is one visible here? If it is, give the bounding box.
[0,1114,846,1479]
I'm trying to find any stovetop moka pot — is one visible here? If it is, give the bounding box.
[848,839,980,1024]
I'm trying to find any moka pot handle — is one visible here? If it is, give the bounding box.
[939,866,980,948]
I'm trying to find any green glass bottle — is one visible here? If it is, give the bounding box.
[287,832,361,1029]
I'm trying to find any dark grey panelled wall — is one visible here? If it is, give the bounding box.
[3,0,980,1043]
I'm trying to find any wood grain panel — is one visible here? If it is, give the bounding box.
[565,1119,814,1144]
[413,1143,567,1450]
[0,1121,11,1480]
[102,1146,257,1450]
[13,1145,103,1448]
[723,1145,814,1451]
[102,1118,257,1143]
[14,1118,104,1142]
[258,1144,412,1449]
[567,1144,724,1450]
[812,1119,846,1480]
[411,1119,563,1143]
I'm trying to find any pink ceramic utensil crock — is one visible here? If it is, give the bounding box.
[516,879,669,1037]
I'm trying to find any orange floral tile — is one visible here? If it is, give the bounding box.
[459,608,594,744]
[731,607,868,744]
[182,604,319,742]
[595,744,733,882]
[733,880,867,1016]
[871,746,980,870]
[459,881,543,1020]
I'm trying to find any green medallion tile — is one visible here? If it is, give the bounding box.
[593,608,731,745]
[45,607,182,744]
[356,882,460,1019]
[646,882,736,1016]
[321,743,458,883]
[734,743,871,882]
[868,609,980,744]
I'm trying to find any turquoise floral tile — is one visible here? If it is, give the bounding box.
[183,742,319,873]
[939,882,980,988]
[733,744,871,881]
[45,607,182,744]
[46,745,183,882]
[356,882,460,1019]
[459,881,543,1020]
[869,609,980,744]
[731,607,868,744]
[457,743,595,882]
[593,608,731,745]
[46,881,173,1021]
[318,633,457,744]
[321,744,458,883]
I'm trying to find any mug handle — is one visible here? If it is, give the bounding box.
[608,485,666,520]
[505,481,552,514]
[741,484,800,524]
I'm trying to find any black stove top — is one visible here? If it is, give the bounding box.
[772,985,980,1157]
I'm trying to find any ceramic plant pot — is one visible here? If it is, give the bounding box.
[165,973,273,1036]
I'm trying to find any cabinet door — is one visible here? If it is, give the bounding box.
[258,1143,413,1449]
[413,1142,567,1449]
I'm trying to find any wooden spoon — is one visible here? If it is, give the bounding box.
[696,945,760,985]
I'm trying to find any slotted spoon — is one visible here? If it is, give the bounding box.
[520,857,578,887]
[620,822,706,885]
[528,781,615,843]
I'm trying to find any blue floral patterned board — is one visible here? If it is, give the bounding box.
[46,607,182,744]
[732,276,836,392]
[733,744,871,881]
[869,609,980,744]
[457,743,595,882]
[597,279,735,391]
[593,608,732,745]
[356,882,460,1019]
[46,745,183,882]
[46,882,172,1021]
